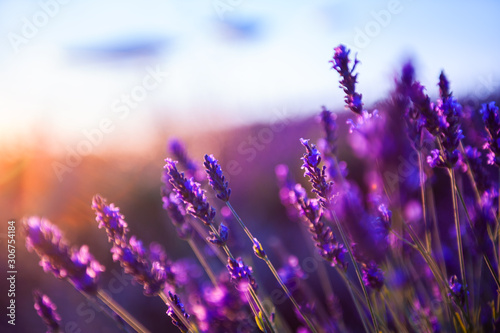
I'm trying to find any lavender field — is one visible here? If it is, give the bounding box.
[2,2,500,333]
[2,43,499,332]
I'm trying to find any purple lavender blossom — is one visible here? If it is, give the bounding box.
[293,184,348,269]
[431,92,464,168]
[463,146,496,197]
[438,71,451,103]
[448,275,466,308]
[165,159,216,226]
[111,236,168,296]
[24,217,104,294]
[149,242,177,287]
[166,291,191,333]
[33,290,61,333]
[362,261,384,291]
[207,223,228,247]
[479,102,500,166]
[92,195,129,246]
[204,154,231,202]
[252,238,266,260]
[409,82,442,137]
[300,138,334,206]
[319,106,338,157]
[168,138,200,180]
[162,191,193,239]
[330,44,363,114]
[227,257,258,292]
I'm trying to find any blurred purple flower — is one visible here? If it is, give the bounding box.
[362,261,384,291]
[24,217,104,295]
[480,102,500,166]
[207,223,228,247]
[33,290,61,333]
[162,191,193,240]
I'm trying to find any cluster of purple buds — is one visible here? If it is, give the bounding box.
[479,102,500,166]
[166,291,191,333]
[92,196,171,296]
[168,138,201,181]
[427,73,463,168]
[361,261,384,291]
[92,195,129,246]
[162,191,193,240]
[448,275,467,308]
[463,146,495,197]
[204,154,231,202]
[207,223,228,247]
[300,138,334,207]
[319,106,338,157]
[24,217,104,295]
[330,44,363,115]
[227,257,258,292]
[164,159,216,226]
[252,238,266,260]
[33,290,61,333]
[293,184,348,270]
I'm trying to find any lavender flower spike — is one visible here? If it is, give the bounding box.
[165,158,216,226]
[204,154,231,202]
[92,195,129,246]
[166,292,191,333]
[480,102,500,166]
[361,262,384,291]
[300,138,334,206]
[227,257,258,292]
[162,191,193,240]
[24,217,104,294]
[33,290,61,333]
[330,44,363,114]
[111,236,168,296]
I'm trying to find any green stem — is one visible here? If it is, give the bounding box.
[418,151,431,251]
[97,289,150,333]
[449,169,470,323]
[187,238,218,287]
[331,211,379,333]
[226,202,319,333]
[159,290,199,333]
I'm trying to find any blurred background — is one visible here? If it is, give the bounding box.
[1,0,499,332]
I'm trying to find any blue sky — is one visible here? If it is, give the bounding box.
[0,0,499,152]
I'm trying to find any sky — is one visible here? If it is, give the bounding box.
[0,0,499,155]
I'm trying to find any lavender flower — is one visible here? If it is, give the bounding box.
[162,191,193,239]
[319,106,338,157]
[33,290,61,333]
[166,291,191,333]
[448,275,466,308]
[361,261,384,291]
[252,238,266,260]
[463,146,495,197]
[111,236,168,296]
[165,159,216,226]
[409,82,442,137]
[480,102,500,166]
[92,195,129,246]
[300,138,334,206]
[330,44,363,114]
[24,217,104,294]
[207,223,228,247]
[227,257,258,292]
[169,138,200,180]
[204,154,231,202]
[293,184,348,269]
